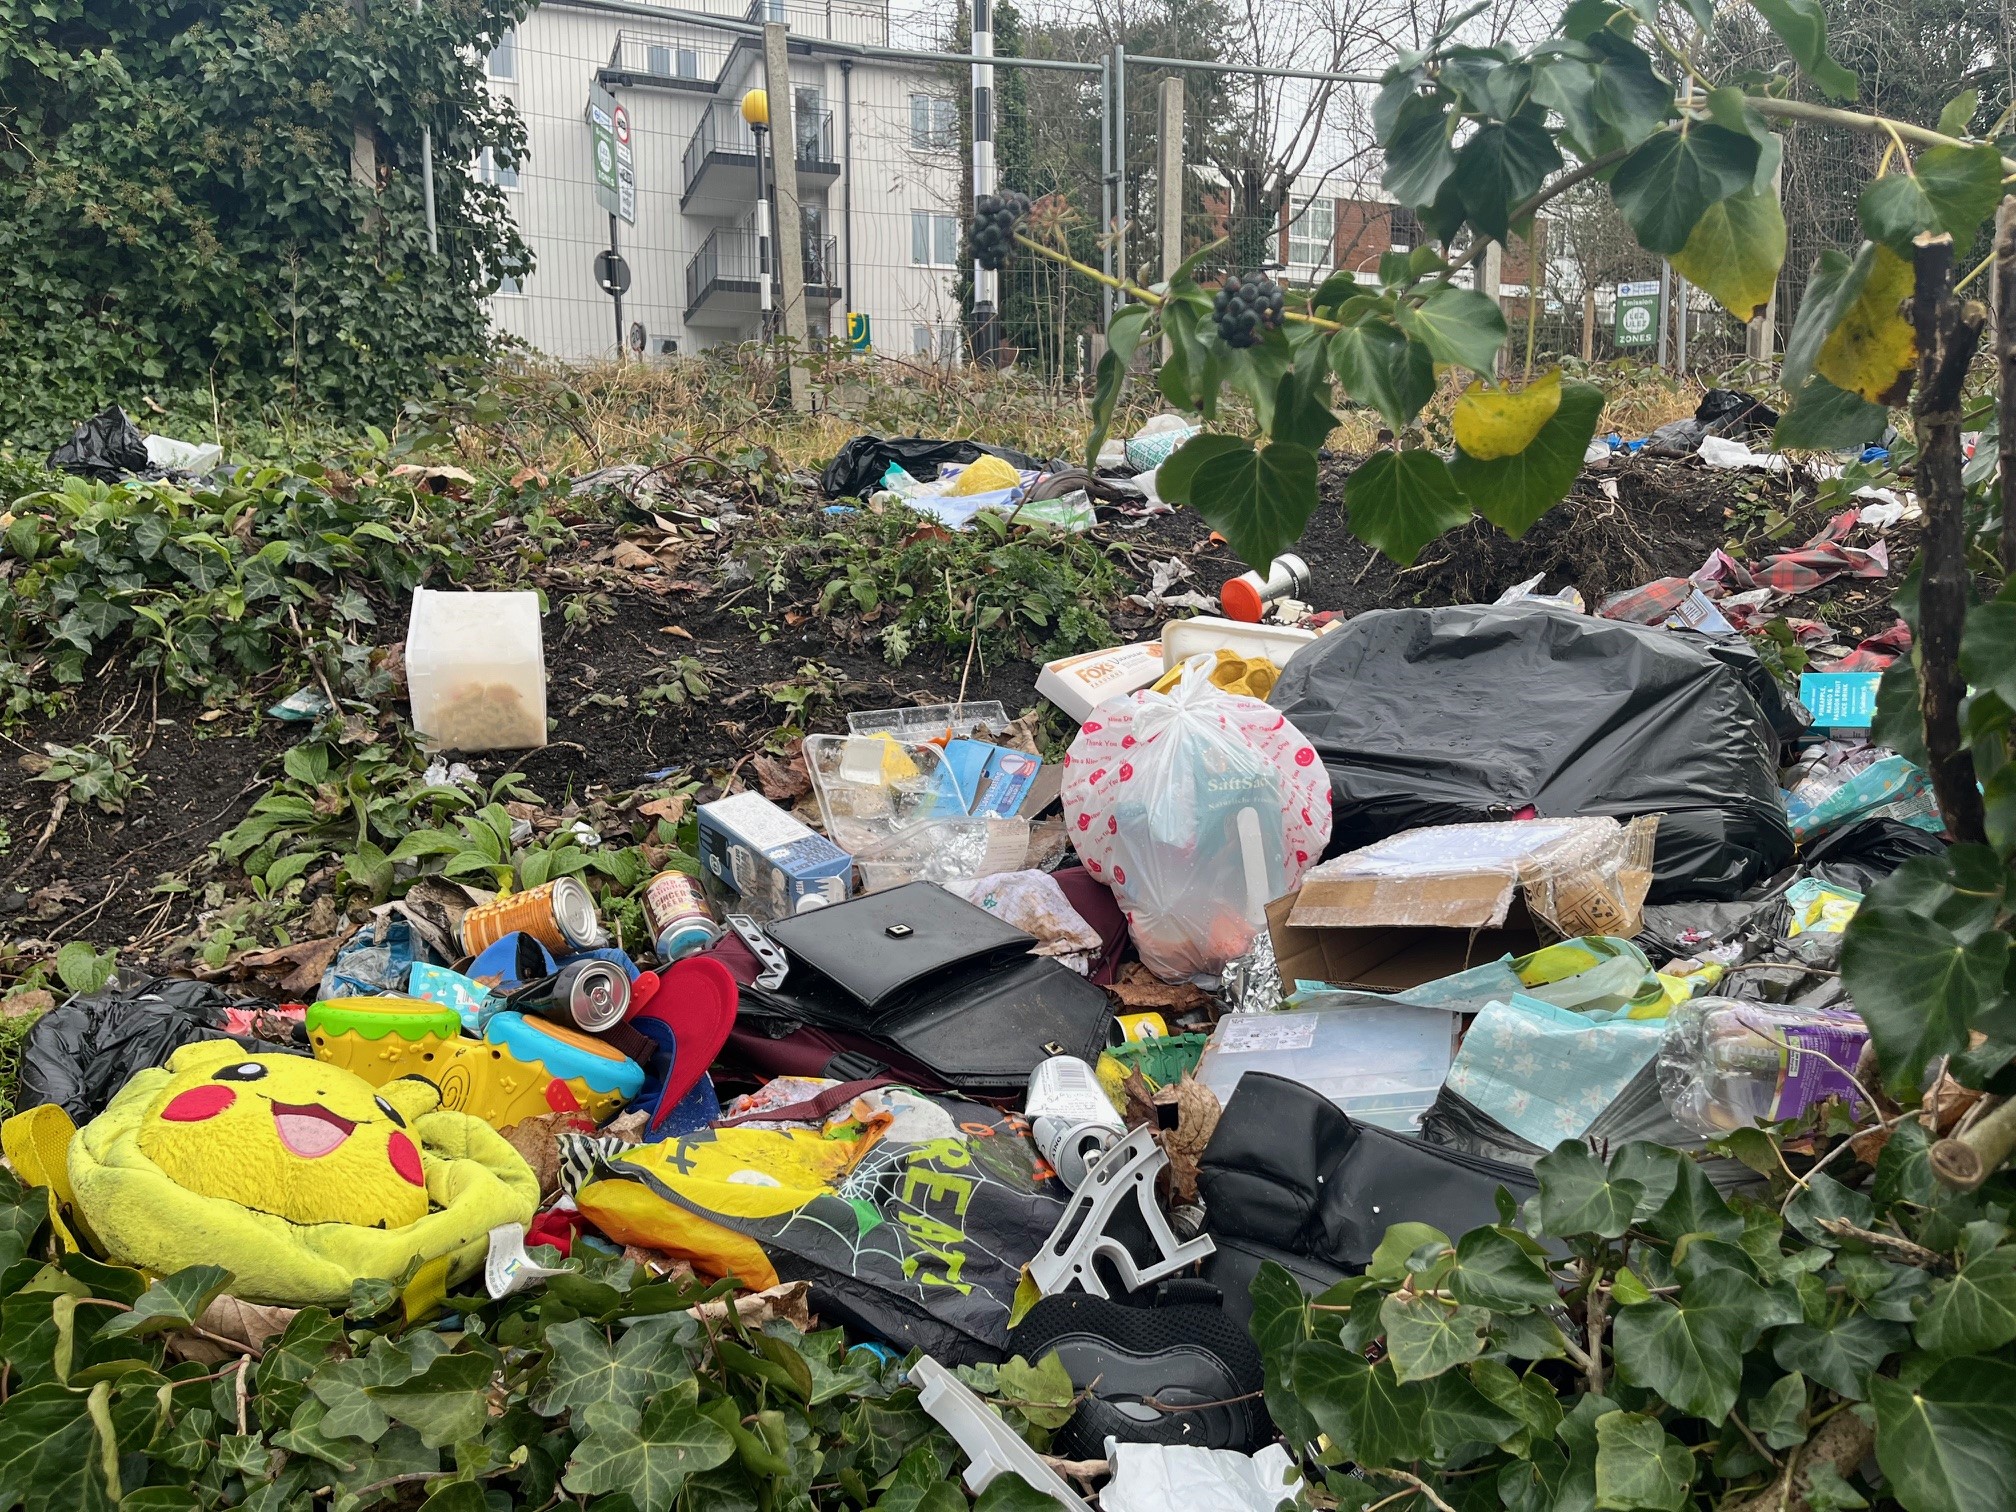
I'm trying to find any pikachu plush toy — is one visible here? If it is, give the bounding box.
[66,1043,537,1307]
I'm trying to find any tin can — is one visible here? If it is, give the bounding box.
[519,958,631,1033]
[461,877,605,956]
[642,870,721,962]
[1026,1055,1125,1189]
[1219,553,1312,622]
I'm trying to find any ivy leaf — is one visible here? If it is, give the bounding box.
[1588,36,1675,146]
[532,1317,695,1425]
[1450,379,1605,539]
[0,1383,118,1512]
[1367,1223,1452,1283]
[1862,147,2003,259]
[1775,375,1890,450]
[1176,439,1321,574]
[53,942,117,997]
[1394,286,1508,374]
[1610,125,1760,254]
[1961,597,2016,711]
[1842,905,2009,1093]
[1804,1462,1870,1512]
[309,1334,451,1444]
[1783,246,1868,396]
[1383,95,1459,208]
[1772,1311,1908,1399]
[1751,0,1859,99]
[561,1384,736,1512]
[1379,1293,1491,1382]
[1785,1172,1875,1246]
[1611,1263,1763,1420]
[1875,1120,1939,1210]
[98,1267,232,1340]
[1447,1226,1560,1312]
[1289,1341,1428,1468]
[1419,1368,1523,1457]
[973,1475,1062,1512]
[1871,1356,2016,1512]
[1592,1410,1694,1511]
[1814,242,1917,406]
[1752,1372,1809,1449]
[1915,1246,2016,1357]
[1452,370,1563,460]
[1671,187,1787,321]
[1453,115,1563,243]
[1083,303,1150,472]
[1329,320,1436,431]
[366,1352,493,1450]
[1344,450,1471,568]
[1536,1140,1642,1239]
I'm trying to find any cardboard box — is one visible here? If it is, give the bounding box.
[1035,641,1163,722]
[698,791,853,914]
[1267,817,1658,993]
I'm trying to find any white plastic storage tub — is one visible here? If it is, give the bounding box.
[405,588,547,750]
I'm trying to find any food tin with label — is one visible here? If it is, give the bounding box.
[461,878,605,955]
[642,870,722,962]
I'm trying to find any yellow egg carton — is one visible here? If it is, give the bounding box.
[306,996,642,1131]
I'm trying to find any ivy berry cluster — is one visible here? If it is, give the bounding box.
[1211,271,1286,348]
[969,191,1032,272]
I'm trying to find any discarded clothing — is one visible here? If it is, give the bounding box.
[821,435,1045,499]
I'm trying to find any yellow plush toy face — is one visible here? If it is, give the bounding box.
[134,1048,430,1230]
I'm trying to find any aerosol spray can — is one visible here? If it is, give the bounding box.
[519,958,631,1033]
[1218,553,1312,623]
[642,870,721,963]
[1025,1055,1125,1189]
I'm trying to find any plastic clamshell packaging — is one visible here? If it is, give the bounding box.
[1195,997,1460,1132]
[405,588,547,751]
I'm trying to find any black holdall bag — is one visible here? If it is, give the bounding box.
[731,882,1113,1094]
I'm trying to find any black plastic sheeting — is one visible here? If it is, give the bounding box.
[20,976,305,1124]
[1268,602,1799,900]
[819,435,1047,499]
[46,406,149,482]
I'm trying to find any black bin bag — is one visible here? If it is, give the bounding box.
[1268,602,1798,900]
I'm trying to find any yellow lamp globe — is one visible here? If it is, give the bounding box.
[740,89,769,128]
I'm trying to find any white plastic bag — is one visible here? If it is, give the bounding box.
[1062,657,1329,982]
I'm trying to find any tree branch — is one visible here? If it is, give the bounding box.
[1746,97,2016,176]
[1998,198,2016,576]
[1931,1095,2016,1190]
[1814,1218,1954,1272]
[1720,1408,1876,1512]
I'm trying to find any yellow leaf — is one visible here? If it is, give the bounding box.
[1670,189,1787,322]
[1816,243,1917,405]
[1453,370,1564,461]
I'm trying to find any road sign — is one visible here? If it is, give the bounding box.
[594,250,631,297]
[1615,280,1660,348]
[846,312,871,352]
[586,84,636,225]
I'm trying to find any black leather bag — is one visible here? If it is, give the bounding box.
[751,883,1113,1091]
[1198,1071,1541,1326]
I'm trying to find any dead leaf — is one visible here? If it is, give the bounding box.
[1106,963,1214,1015]
[390,463,478,497]
[753,751,812,803]
[1155,1076,1221,1205]
[1003,710,1044,755]
[694,1280,815,1333]
[611,541,660,572]
[508,466,550,489]
[167,1295,299,1364]
[198,709,226,724]
[637,795,689,827]
[27,881,84,921]
[661,581,711,596]
[660,625,694,640]
[503,1111,598,1201]
[1,990,54,1020]
[228,936,343,998]
[621,1245,700,1285]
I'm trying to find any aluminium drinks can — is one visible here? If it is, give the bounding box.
[642,870,722,962]
[461,877,605,956]
[519,957,631,1033]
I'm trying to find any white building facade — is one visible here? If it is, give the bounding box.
[483,0,969,361]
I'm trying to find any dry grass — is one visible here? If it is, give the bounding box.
[426,350,1719,481]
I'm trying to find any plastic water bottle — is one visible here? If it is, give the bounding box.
[1656,997,1869,1135]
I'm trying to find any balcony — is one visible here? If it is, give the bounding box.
[684,227,841,328]
[604,31,723,89]
[680,98,839,217]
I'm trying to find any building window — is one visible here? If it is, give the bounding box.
[1389,203,1420,250]
[494,274,523,296]
[678,47,699,78]
[1288,195,1334,269]
[477,147,519,190]
[646,43,672,76]
[487,27,516,79]
[910,94,957,152]
[912,324,961,364]
[911,210,959,268]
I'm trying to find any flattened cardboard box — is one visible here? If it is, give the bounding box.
[1266,818,1657,994]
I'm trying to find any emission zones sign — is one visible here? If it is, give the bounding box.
[1615,280,1660,348]
[586,83,637,224]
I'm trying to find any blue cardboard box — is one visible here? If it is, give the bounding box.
[698,790,853,914]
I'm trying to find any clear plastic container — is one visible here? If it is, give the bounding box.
[1656,997,1869,1135]
[1194,997,1461,1131]
[405,588,547,750]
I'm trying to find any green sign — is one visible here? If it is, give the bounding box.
[846,312,871,352]
[1614,280,1660,348]
[586,84,635,224]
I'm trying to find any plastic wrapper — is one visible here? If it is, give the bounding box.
[1268,601,1798,900]
[940,870,1102,970]
[1657,997,1869,1135]
[1784,751,1941,841]
[803,733,1032,892]
[1443,993,1664,1147]
[1194,997,1459,1131]
[1062,658,1331,981]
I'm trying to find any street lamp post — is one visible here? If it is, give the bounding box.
[742,89,773,339]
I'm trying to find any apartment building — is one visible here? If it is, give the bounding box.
[481,0,969,361]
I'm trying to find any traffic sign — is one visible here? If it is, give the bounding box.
[1615,280,1660,349]
[594,250,631,297]
[586,84,637,225]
